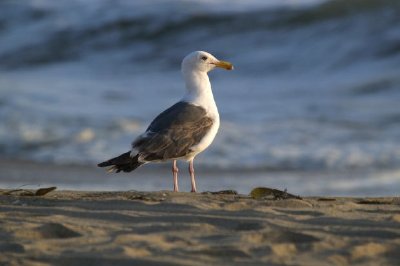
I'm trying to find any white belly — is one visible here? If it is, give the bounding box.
[184,115,220,161]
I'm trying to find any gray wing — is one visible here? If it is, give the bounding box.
[132,101,214,161]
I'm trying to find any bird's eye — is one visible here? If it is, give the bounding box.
[201,56,207,61]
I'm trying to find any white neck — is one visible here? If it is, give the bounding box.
[181,70,216,109]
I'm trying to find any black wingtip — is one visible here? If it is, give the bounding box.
[97,161,110,167]
[98,152,143,173]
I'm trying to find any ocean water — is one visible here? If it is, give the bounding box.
[1,0,400,194]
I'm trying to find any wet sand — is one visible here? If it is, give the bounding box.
[0,189,399,266]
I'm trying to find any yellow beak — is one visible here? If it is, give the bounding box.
[213,60,234,70]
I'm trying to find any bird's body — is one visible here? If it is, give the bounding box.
[98,51,233,192]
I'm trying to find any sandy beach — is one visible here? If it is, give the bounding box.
[0,189,399,266]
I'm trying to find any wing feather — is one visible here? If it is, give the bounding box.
[132,102,213,161]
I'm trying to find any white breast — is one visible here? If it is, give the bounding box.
[180,63,221,161]
[190,113,220,156]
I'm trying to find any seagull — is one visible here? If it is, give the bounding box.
[98,51,233,192]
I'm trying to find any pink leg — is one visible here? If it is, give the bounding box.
[189,159,197,193]
[172,160,179,192]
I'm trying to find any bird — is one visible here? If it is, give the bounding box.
[98,51,233,192]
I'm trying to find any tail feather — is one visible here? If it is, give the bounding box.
[98,152,143,173]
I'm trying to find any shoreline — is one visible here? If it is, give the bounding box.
[0,190,399,265]
[1,157,399,196]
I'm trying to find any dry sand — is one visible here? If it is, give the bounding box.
[0,189,399,266]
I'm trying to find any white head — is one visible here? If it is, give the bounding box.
[181,51,233,74]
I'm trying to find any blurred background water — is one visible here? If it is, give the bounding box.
[0,0,399,195]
